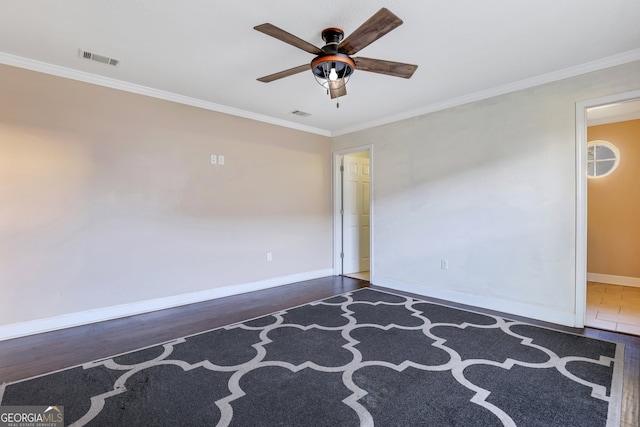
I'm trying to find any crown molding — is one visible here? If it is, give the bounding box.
[3,49,640,139]
[332,48,640,136]
[0,52,331,137]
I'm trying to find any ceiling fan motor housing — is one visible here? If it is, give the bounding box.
[311,27,355,80]
[321,27,344,48]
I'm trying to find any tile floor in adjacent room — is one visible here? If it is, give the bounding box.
[344,271,370,281]
[586,282,640,336]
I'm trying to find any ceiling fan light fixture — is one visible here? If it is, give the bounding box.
[311,53,355,92]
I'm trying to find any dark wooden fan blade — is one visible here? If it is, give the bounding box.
[339,8,403,55]
[354,57,418,79]
[254,23,323,55]
[328,80,347,99]
[257,64,310,83]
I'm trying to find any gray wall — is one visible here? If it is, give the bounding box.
[0,64,332,328]
[3,59,640,334]
[333,60,640,325]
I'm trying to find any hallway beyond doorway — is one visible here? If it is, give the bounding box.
[586,282,640,336]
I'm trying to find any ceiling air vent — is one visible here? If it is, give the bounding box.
[291,110,311,117]
[79,49,120,66]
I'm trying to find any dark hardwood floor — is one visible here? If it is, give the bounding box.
[0,276,367,384]
[1,277,637,425]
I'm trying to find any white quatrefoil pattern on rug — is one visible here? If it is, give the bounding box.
[0,288,624,426]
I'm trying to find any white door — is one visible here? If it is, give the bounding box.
[342,154,370,274]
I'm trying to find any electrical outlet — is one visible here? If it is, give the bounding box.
[266,252,272,262]
[441,259,448,270]
[219,155,225,165]
[210,154,217,165]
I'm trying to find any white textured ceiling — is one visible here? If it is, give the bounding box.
[1,1,640,135]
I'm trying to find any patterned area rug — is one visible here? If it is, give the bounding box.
[0,288,624,426]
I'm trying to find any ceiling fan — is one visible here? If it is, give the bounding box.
[254,8,418,102]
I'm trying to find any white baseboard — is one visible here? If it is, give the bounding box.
[371,276,577,327]
[0,269,334,342]
[587,273,640,288]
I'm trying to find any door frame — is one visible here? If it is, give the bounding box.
[333,145,374,277]
[575,88,640,327]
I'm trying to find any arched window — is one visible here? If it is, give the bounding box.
[587,140,619,178]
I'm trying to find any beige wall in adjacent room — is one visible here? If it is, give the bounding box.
[0,64,332,326]
[587,119,640,279]
[333,60,640,325]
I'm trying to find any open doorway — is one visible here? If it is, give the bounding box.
[333,146,372,282]
[576,90,640,332]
